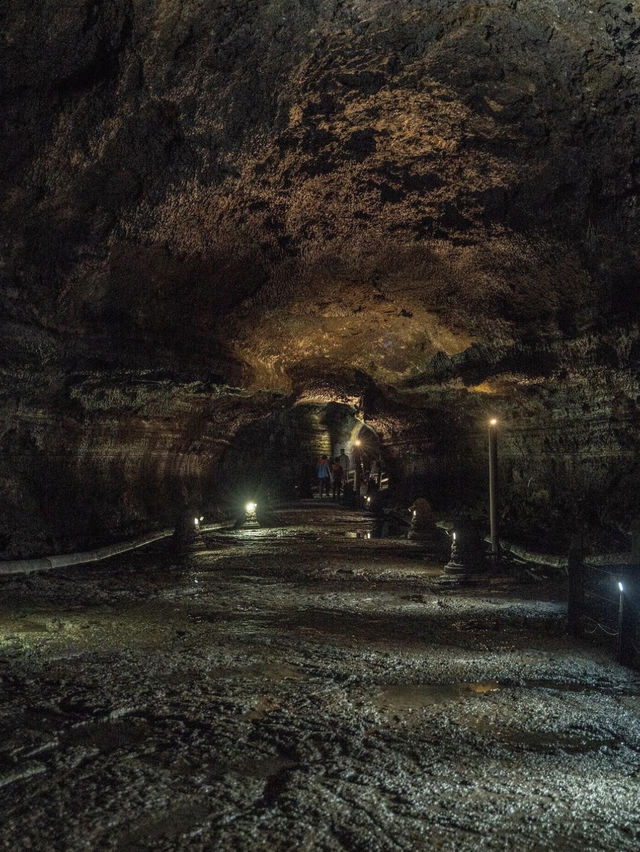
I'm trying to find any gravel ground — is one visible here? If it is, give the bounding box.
[1,503,639,851]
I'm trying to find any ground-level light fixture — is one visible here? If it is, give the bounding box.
[234,500,259,530]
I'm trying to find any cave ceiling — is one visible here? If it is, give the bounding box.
[2,0,639,403]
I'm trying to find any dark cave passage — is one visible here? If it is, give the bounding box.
[216,401,384,505]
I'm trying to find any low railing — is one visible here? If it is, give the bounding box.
[568,547,640,668]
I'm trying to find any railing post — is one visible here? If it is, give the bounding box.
[488,419,499,563]
[617,576,635,667]
[567,536,584,638]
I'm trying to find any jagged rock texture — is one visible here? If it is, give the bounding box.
[1,0,640,555]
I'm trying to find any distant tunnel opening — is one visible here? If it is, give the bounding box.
[216,402,383,506]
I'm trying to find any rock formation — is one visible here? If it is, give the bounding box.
[1,0,639,556]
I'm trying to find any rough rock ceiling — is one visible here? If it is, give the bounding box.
[3,0,639,392]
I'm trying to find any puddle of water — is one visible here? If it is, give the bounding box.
[502,730,619,753]
[244,662,304,681]
[375,681,501,710]
[374,684,618,753]
[117,801,212,846]
[344,525,405,539]
[466,716,620,753]
[62,717,150,752]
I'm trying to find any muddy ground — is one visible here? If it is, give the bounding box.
[1,503,639,851]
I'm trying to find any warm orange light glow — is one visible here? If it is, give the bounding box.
[489,418,498,426]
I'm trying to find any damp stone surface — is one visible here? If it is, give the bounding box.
[1,504,639,850]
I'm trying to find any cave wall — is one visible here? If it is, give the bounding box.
[364,325,640,549]
[0,373,281,557]
[2,1,640,557]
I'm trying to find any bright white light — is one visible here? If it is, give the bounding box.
[452,531,456,541]
[245,502,257,513]
[489,418,498,426]
[618,581,624,593]
[355,439,362,447]
[366,496,371,503]
[412,510,416,517]
[199,516,204,522]
[194,517,199,525]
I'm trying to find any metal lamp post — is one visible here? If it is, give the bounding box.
[354,439,362,494]
[488,418,499,563]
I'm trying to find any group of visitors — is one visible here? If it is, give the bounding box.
[316,448,350,499]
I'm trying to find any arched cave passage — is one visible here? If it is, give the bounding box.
[215,402,383,507]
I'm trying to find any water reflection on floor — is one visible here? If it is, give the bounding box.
[375,681,501,710]
[344,523,406,540]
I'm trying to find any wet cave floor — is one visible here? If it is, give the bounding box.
[1,503,640,851]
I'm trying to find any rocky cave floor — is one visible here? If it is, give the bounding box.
[1,503,640,851]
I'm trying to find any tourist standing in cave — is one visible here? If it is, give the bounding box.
[331,458,344,500]
[317,455,331,498]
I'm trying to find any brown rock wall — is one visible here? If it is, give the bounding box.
[1,1,640,554]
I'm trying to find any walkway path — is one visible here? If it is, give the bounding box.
[0,504,639,850]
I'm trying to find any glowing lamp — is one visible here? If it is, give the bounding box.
[618,581,624,593]
[194,517,199,526]
[245,502,257,514]
[489,418,498,426]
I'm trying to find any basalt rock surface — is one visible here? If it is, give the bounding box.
[2,1,640,555]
